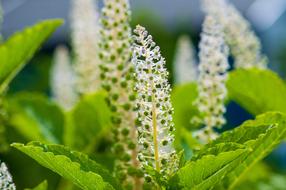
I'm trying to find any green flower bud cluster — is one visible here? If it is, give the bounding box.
[98,0,142,189]
[0,161,16,190]
[71,0,101,94]
[202,0,267,69]
[194,16,229,143]
[132,25,178,183]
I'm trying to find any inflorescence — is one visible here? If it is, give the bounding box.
[194,16,229,143]
[202,0,267,69]
[51,45,78,110]
[174,35,198,84]
[0,161,16,190]
[98,0,142,189]
[132,25,178,183]
[71,0,101,94]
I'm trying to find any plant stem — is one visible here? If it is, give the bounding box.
[151,82,160,172]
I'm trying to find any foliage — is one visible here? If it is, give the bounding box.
[12,142,120,190]
[227,69,286,115]
[24,180,48,190]
[0,19,63,94]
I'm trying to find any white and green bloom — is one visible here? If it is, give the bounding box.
[202,0,267,69]
[71,0,100,94]
[51,45,77,110]
[99,0,142,188]
[174,35,197,84]
[194,16,229,142]
[0,161,16,190]
[132,25,178,182]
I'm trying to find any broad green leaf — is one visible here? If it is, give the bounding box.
[7,92,64,144]
[169,143,249,190]
[0,19,61,152]
[171,83,201,150]
[202,112,286,189]
[236,174,286,190]
[231,162,276,190]
[24,180,48,190]
[171,83,198,130]
[65,91,112,152]
[227,69,286,115]
[12,141,121,190]
[0,19,63,93]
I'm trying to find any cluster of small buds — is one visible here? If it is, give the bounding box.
[50,45,78,110]
[174,35,198,84]
[0,161,16,190]
[132,25,178,183]
[194,16,229,143]
[70,0,101,94]
[202,0,267,69]
[98,0,142,189]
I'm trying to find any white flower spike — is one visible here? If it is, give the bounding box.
[195,16,229,142]
[0,161,16,190]
[132,25,178,182]
[202,0,267,69]
[174,35,197,84]
[51,45,78,110]
[70,0,100,94]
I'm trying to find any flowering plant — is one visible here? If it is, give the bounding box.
[0,0,286,190]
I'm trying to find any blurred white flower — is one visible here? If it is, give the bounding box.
[0,161,16,190]
[70,0,100,94]
[133,25,178,182]
[195,16,229,142]
[202,0,267,69]
[174,35,197,84]
[51,45,78,110]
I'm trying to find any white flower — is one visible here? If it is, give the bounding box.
[132,25,178,182]
[0,161,16,190]
[70,0,100,94]
[202,0,267,69]
[50,45,78,110]
[99,0,142,188]
[195,16,229,142]
[174,35,197,84]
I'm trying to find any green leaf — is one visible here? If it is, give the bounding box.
[171,112,286,190]
[7,92,64,144]
[171,83,201,150]
[227,69,286,115]
[0,19,63,93]
[202,112,286,189]
[171,83,198,130]
[12,141,121,190]
[65,91,112,152]
[24,180,48,190]
[170,143,249,190]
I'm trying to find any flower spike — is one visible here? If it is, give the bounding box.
[202,0,267,69]
[0,161,16,190]
[99,0,142,189]
[132,25,178,183]
[174,35,198,84]
[70,0,100,94]
[194,16,229,142]
[51,45,78,110]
